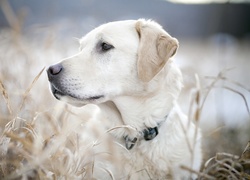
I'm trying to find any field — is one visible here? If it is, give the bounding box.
[0,6,250,179]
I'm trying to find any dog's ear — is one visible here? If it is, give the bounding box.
[136,20,179,82]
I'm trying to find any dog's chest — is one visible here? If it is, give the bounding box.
[119,141,173,179]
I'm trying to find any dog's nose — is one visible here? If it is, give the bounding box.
[47,64,63,76]
[47,64,63,81]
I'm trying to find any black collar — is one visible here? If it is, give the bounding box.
[124,116,167,150]
[124,127,158,150]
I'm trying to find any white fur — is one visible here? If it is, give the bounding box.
[48,19,202,179]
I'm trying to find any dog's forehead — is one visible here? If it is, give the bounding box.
[98,20,137,32]
[80,20,137,46]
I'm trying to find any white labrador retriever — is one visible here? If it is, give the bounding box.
[47,19,202,179]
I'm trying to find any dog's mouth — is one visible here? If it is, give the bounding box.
[50,84,104,102]
[52,87,65,100]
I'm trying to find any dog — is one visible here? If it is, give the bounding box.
[47,19,202,179]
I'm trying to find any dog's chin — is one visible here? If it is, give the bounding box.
[51,87,105,107]
[58,96,88,107]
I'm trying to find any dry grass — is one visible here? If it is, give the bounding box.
[179,70,250,179]
[0,1,250,179]
[201,143,250,179]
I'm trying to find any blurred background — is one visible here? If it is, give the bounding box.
[0,0,250,158]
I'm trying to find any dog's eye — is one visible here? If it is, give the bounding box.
[101,42,114,51]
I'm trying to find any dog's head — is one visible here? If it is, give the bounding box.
[47,19,179,106]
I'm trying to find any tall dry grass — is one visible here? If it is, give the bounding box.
[0,1,250,179]
[182,71,250,179]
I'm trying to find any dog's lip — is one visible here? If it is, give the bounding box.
[85,95,104,101]
[51,85,65,100]
[50,84,104,101]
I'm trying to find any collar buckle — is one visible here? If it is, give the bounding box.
[123,116,167,150]
[143,127,158,141]
[124,127,159,150]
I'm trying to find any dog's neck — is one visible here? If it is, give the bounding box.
[112,63,182,136]
[112,87,173,137]
[100,62,183,145]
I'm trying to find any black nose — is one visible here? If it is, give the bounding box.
[47,64,63,75]
[47,63,63,81]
